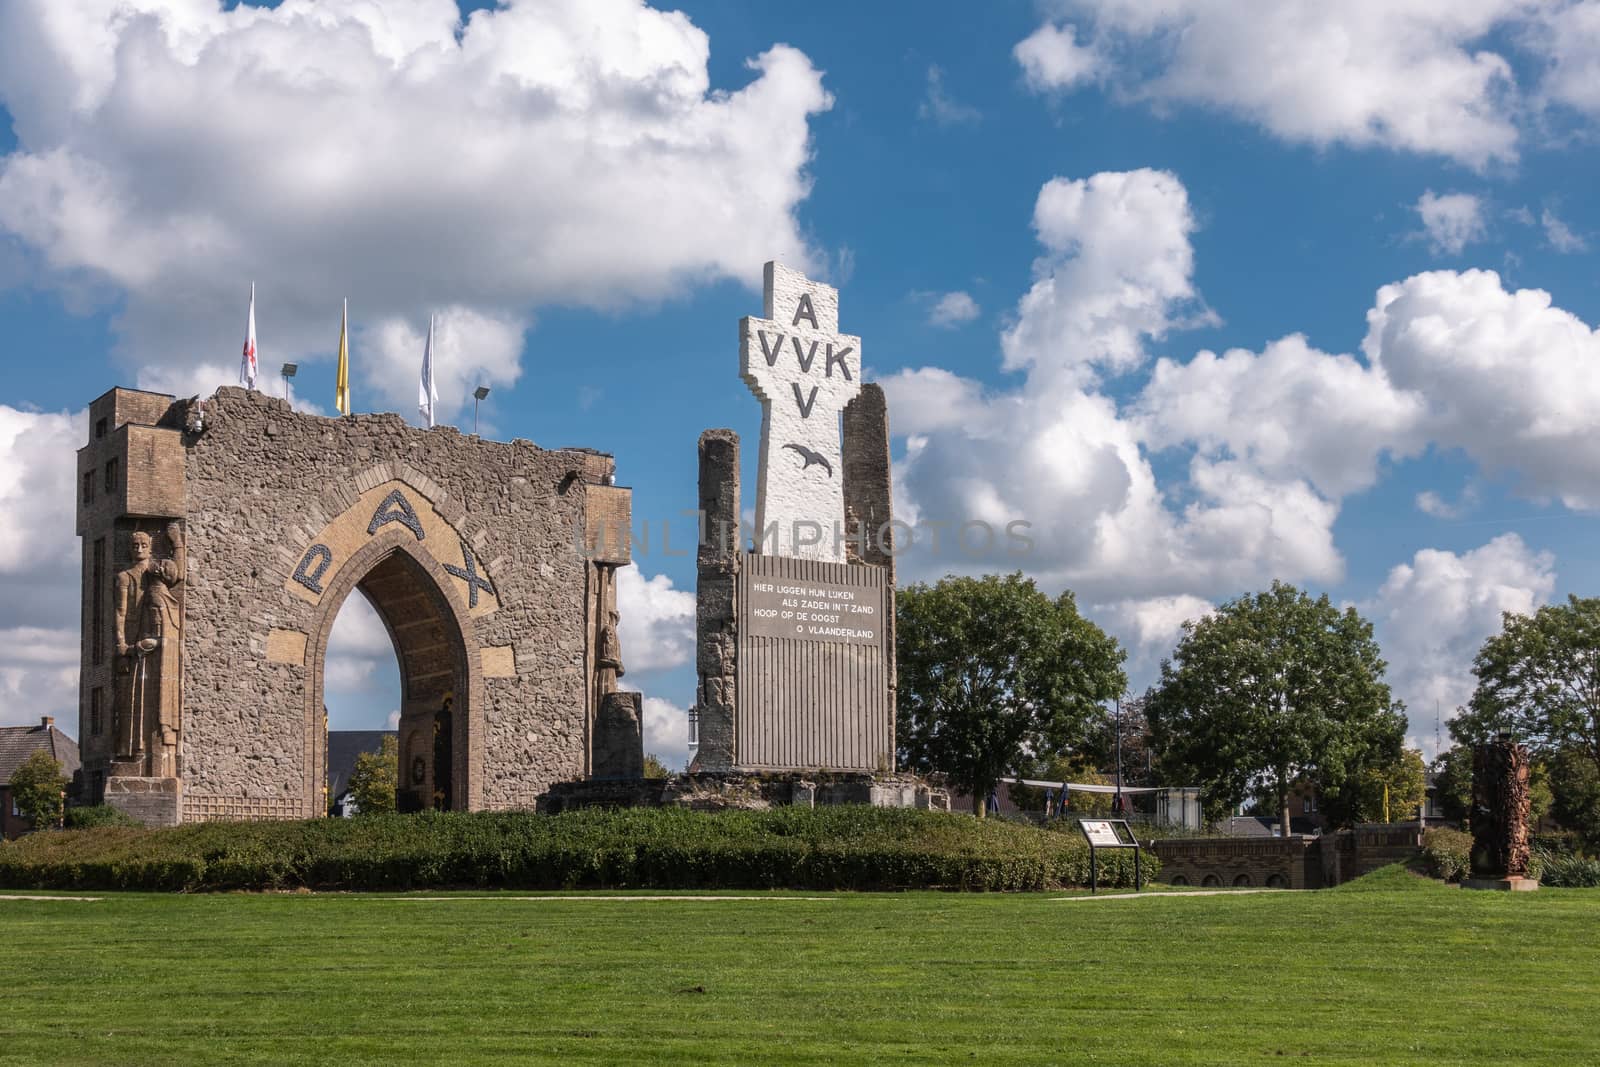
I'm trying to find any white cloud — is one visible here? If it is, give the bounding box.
[367,306,526,427]
[1135,334,1424,499]
[1415,191,1487,255]
[1090,594,1213,690]
[1021,2,1537,168]
[889,168,1345,601]
[919,64,980,126]
[641,694,690,771]
[325,593,394,695]
[927,291,981,329]
[1416,485,1480,519]
[0,0,831,397]
[615,565,695,675]
[1014,22,1101,92]
[1365,534,1555,755]
[0,406,82,632]
[1531,0,1600,119]
[1541,207,1588,253]
[1364,269,1600,509]
[0,626,79,729]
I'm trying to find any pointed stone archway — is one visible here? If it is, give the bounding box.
[303,529,484,814]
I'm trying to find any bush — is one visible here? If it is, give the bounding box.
[0,807,1157,893]
[1421,827,1472,882]
[7,751,68,832]
[1536,850,1600,888]
[63,806,139,830]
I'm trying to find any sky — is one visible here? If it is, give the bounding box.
[2,0,1599,772]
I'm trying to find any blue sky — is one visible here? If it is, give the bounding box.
[2,1,1598,768]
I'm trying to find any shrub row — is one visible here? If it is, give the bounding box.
[1536,851,1600,888]
[0,806,1155,893]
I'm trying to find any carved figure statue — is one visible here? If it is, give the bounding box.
[597,609,625,694]
[1471,735,1533,880]
[113,523,185,776]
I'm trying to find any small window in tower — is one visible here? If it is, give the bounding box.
[82,471,94,504]
[104,457,119,494]
[95,417,108,439]
[91,687,105,736]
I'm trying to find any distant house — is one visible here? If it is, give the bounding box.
[327,730,395,817]
[1,717,81,840]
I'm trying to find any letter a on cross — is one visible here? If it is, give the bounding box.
[739,261,862,561]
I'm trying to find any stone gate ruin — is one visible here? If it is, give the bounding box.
[76,385,634,825]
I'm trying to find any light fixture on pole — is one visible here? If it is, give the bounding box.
[282,362,298,405]
[473,385,490,434]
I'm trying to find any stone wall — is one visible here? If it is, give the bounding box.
[1153,835,1323,890]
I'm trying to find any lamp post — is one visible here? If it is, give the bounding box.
[473,385,490,434]
[282,362,298,406]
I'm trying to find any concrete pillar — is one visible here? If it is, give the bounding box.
[691,429,740,771]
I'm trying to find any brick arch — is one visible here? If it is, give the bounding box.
[303,528,485,814]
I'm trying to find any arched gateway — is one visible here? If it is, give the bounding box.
[74,386,634,825]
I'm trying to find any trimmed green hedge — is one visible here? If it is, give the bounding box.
[0,807,1154,893]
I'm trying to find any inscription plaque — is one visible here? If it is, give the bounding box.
[744,574,883,646]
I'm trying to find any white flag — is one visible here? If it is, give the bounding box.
[240,282,258,389]
[418,313,438,427]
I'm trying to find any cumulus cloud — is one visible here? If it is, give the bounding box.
[0,0,832,398]
[1415,191,1487,255]
[641,695,690,771]
[615,565,695,675]
[1416,485,1480,520]
[1365,534,1555,754]
[1531,0,1600,119]
[926,291,981,328]
[889,168,1346,600]
[0,626,79,728]
[325,593,394,695]
[919,65,980,126]
[1090,594,1213,688]
[1364,269,1600,509]
[1541,207,1588,253]
[0,406,81,611]
[1018,2,1546,168]
[1014,22,1101,92]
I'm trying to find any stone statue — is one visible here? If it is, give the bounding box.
[596,608,625,694]
[113,523,185,777]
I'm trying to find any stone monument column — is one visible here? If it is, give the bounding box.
[112,523,185,777]
[690,429,740,771]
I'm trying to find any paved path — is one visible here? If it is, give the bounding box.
[0,894,103,902]
[1053,888,1288,902]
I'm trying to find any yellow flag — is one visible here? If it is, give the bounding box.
[335,298,350,415]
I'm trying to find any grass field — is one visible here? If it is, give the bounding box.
[2,867,1596,1065]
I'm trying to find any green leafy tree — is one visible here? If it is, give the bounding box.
[9,751,69,832]
[1008,756,1114,816]
[897,573,1126,816]
[348,735,399,816]
[1429,745,1474,826]
[642,753,672,779]
[1546,747,1600,850]
[1322,748,1426,826]
[1148,581,1405,834]
[1452,596,1600,773]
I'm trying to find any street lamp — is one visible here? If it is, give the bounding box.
[473,385,490,434]
[281,363,298,405]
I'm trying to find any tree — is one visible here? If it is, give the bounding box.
[1452,596,1600,776]
[348,735,398,816]
[1321,748,1426,826]
[897,573,1125,816]
[642,753,672,779]
[1083,690,1154,787]
[1147,581,1405,835]
[1546,747,1600,850]
[1429,745,1474,826]
[9,751,69,832]
[1009,755,1114,816]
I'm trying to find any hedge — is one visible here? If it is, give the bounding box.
[0,807,1155,893]
[1421,827,1472,882]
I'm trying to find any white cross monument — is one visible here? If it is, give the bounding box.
[740,261,862,562]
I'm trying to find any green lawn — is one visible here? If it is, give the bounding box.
[1,869,1595,1065]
